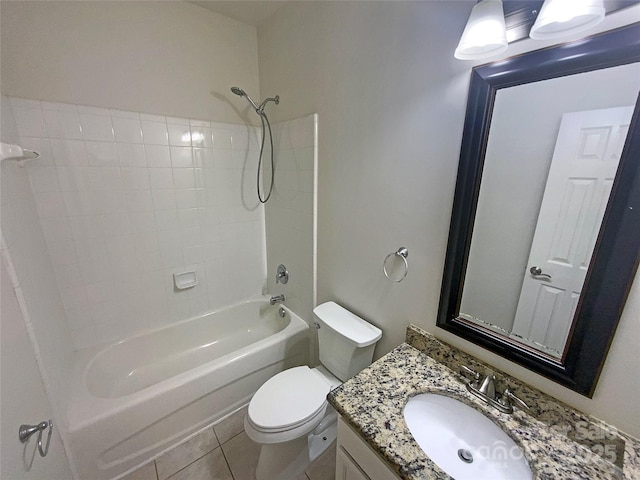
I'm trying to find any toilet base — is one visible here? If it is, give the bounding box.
[255,414,337,480]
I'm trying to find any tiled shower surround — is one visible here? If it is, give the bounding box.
[6,97,270,349]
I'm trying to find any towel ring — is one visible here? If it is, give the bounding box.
[383,247,409,282]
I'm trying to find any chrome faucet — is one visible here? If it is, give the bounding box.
[269,294,285,305]
[460,365,529,414]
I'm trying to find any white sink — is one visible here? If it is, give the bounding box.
[403,393,532,480]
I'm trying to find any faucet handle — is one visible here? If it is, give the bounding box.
[501,388,530,411]
[276,264,289,284]
[460,365,481,382]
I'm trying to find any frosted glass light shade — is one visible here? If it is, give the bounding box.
[530,0,605,40]
[455,0,508,60]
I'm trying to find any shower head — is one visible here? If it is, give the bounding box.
[231,86,259,111]
[230,86,246,97]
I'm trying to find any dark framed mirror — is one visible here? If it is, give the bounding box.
[437,22,640,397]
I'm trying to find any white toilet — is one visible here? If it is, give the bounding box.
[244,301,382,480]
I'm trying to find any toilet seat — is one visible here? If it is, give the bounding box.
[247,366,331,433]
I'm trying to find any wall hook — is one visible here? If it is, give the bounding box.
[19,419,52,457]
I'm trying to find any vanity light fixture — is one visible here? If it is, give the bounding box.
[454,0,508,60]
[529,0,605,39]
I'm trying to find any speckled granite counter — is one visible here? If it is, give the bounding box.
[328,325,640,480]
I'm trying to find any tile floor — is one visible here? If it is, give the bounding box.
[121,406,336,480]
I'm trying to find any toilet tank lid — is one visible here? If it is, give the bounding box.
[313,302,382,347]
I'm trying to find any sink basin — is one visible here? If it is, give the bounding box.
[403,393,532,480]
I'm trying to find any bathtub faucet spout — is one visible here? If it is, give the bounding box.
[270,294,285,305]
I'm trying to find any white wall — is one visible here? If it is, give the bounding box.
[1,256,74,480]
[0,1,260,124]
[258,1,640,437]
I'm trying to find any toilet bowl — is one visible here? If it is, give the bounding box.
[245,301,382,480]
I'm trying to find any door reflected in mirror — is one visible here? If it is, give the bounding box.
[458,62,639,359]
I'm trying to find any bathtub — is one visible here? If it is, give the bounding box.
[66,297,309,480]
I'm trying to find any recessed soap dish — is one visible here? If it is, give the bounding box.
[174,271,198,290]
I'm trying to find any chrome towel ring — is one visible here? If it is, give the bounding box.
[383,247,409,282]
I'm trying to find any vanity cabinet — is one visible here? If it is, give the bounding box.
[336,416,400,480]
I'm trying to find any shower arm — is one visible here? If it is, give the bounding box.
[257,96,280,115]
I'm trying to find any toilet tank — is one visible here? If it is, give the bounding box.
[313,302,382,381]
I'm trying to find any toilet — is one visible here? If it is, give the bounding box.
[244,301,382,480]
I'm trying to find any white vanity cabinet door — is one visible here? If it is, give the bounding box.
[336,416,401,480]
[336,446,371,480]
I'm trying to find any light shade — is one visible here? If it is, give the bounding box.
[454,0,508,60]
[530,0,605,40]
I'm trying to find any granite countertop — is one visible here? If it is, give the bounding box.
[327,325,640,480]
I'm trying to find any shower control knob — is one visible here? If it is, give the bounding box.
[276,264,289,284]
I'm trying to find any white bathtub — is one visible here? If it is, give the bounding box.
[66,297,310,480]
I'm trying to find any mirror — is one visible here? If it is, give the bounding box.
[437,23,640,397]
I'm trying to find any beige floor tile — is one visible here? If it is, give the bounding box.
[156,427,220,480]
[306,442,336,480]
[120,462,157,480]
[220,431,261,480]
[165,447,232,480]
[214,406,248,445]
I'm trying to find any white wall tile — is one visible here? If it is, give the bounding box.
[110,109,140,120]
[47,240,78,267]
[88,166,123,191]
[113,116,143,144]
[145,145,171,167]
[51,139,88,166]
[96,191,128,215]
[166,116,189,125]
[80,113,114,141]
[34,191,67,218]
[56,166,91,191]
[140,113,165,122]
[130,212,157,234]
[175,189,201,209]
[122,167,150,190]
[170,147,193,168]
[190,126,213,148]
[167,123,192,147]
[212,127,232,150]
[126,190,154,212]
[149,168,174,189]
[41,101,77,112]
[40,217,73,243]
[152,189,177,211]
[77,105,110,116]
[141,120,168,145]
[43,109,82,139]
[86,141,119,166]
[155,209,180,231]
[193,148,214,168]
[6,96,268,349]
[118,143,146,167]
[13,107,48,137]
[178,208,200,228]
[68,215,104,240]
[62,190,95,217]
[173,168,196,189]
[27,165,60,193]
[180,227,203,247]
